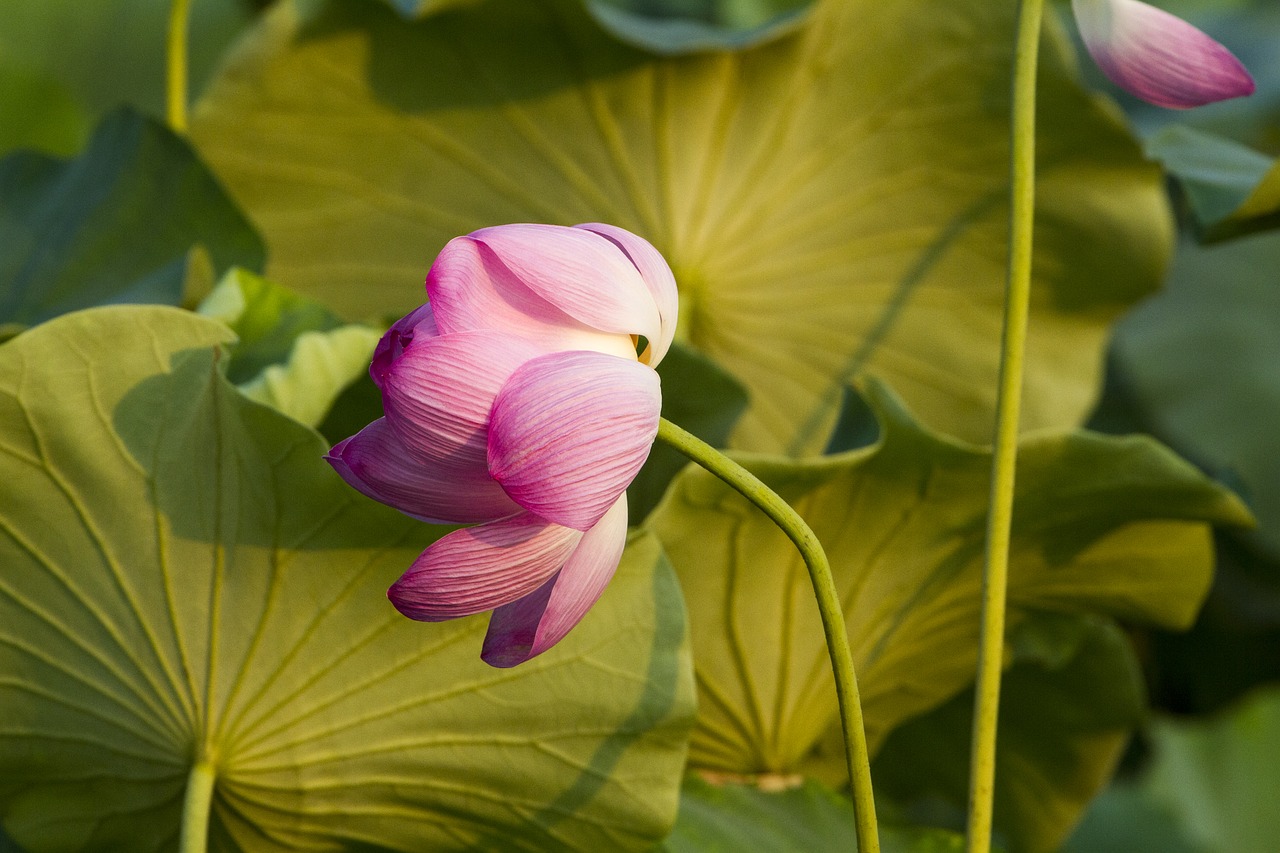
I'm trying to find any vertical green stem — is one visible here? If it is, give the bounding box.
[656,418,879,853]
[167,0,192,133]
[179,761,215,853]
[965,1,1043,851]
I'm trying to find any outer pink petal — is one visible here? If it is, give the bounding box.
[388,512,582,621]
[487,351,660,531]
[1073,0,1254,109]
[574,223,678,368]
[325,419,519,524]
[425,227,647,360]
[370,302,439,390]
[381,329,542,468]
[482,494,629,667]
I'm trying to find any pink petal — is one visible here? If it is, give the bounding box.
[371,302,439,389]
[482,494,629,667]
[380,329,542,469]
[1073,0,1254,109]
[574,223,679,368]
[425,226,651,360]
[487,351,660,531]
[325,419,519,524]
[388,512,582,621]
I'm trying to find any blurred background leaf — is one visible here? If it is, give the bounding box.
[1146,126,1280,242]
[584,0,814,54]
[873,615,1145,853]
[1067,687,1280,853]
[0,0,259,142]
[0,107,264,328]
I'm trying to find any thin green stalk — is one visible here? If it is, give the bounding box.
[656,418,879,853]
[965,1,1044,851]
[179,760,215,853]
[167,0,192,133]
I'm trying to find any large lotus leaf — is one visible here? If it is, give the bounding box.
[1068,687,1280,853]
[0,306,695,852]
[0,108,265,327]
[0,0,255,120]
[873,614,1145,853]
[585,0,815,54]
[190,0,1169,452]
[644,380,1250,776]
[660,776,966,852]
[198,268,382,427]
[1112,231,1280,561]
[1146,126,1280,243]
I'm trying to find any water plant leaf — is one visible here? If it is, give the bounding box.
[644,380,1250,776]
[874,615,1145,853]
[1112,232,1280,562]
[660,776,967,852]
[1068,687,1280,853]
[0,306,695,852]
[0,0,255,120]
[0,59,89,158]
[1146,125,1280,243]
[190,0,1169,451]
[198,268,382,427]
[584,0,814,54]
[0,108,264,327]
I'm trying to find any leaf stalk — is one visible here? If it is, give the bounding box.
[655,417,880,853]
[965,1,1044,850]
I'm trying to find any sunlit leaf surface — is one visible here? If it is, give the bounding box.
[0,306,694,852]
[198,268,382,427]
[645,381,1249,775]
[191,0,1170,451]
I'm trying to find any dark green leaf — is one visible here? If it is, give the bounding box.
[584,0,814,54]
[0,107,264,326]
[874,615,1146,853]
[1146,125,1280,243]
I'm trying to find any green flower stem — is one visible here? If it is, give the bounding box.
[655,417,879,853]
[965,1,1044,851]
[166,0,192,133]
[179,760,215,853]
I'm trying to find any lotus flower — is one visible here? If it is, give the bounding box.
[1072,0,1254,108]
[326,223,678,667]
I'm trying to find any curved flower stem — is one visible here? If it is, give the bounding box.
[965,1,1044,851]
[655,417,879,853]
[166,0,192,133]
[179,760,215,853]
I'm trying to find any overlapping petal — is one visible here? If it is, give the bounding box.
[574,223,678,367]
[488,351,661,532]
[1073,0,1254,109]
[370,302,438,389]
[426,226,653,359]
[388,512,583,621]
[482,495,630,668]
[326,419,519,524]
[381,330,542,468]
